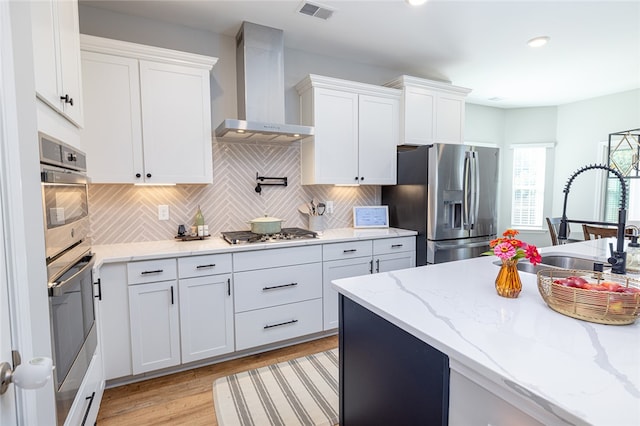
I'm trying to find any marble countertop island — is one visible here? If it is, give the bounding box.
[332,239,640,425]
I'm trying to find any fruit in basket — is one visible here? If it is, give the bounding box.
[553,276,590,289]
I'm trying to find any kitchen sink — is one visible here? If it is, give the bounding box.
[493,255,608,274]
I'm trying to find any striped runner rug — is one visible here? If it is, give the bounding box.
[213,349,339,426]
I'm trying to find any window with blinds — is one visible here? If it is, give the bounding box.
[511,146,547,227]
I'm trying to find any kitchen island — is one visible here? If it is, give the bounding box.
[332,239,640,426]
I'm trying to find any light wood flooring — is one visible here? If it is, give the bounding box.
[97,336,338,425]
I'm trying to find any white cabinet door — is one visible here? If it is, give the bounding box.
[81,52,143,183]
[30,0,59,111]
[304,88,358,185]
[97,263,132,380]
[375,251,416,273]
[179,274,234,363]
[129,281,180,374]
[139,60,213,184]
[56,0,83,126]
[31,0,83,126]
[436,93,466,144]
[322,257,373,330]
[358,94,399,185]
[403,85,435,145]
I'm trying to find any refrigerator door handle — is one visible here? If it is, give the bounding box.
[471,151,480,230]
[463,152,472,230]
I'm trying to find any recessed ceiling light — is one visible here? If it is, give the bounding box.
[406,0,427,6]
[527,36,550,48]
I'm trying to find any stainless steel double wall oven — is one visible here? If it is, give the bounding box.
[40,133,96,425]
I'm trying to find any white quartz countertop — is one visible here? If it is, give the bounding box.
[91,227,416,268]
[332,238,640,426]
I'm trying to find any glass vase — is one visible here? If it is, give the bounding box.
[495,258,522,298]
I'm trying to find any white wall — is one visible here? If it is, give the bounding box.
[554,90,640,226]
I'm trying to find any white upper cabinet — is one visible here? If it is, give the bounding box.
[297,75,400,185]
[79,35,217,184]
[385,75,471,145]
[31,0,84,127]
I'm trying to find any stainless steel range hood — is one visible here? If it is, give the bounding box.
[215,22,313,143]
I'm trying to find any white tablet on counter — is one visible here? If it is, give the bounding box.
[353,206,389,228]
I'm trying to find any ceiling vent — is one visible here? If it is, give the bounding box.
[298,1,334,20]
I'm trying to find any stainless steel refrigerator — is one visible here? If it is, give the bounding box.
[382,144,499,265]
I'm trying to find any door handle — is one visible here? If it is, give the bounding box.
[94,278,102,301]
[170,286,174,305]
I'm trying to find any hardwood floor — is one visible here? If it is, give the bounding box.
[97,336,338,425]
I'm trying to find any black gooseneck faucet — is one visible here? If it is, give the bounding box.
[558,164,627,274]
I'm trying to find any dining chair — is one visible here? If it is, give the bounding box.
[546,217,569,246]
[582,224,618,240]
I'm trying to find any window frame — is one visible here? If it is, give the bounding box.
[509,142,554,230]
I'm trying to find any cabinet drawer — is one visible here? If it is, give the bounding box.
[373,236,415,255]
[127,258,176,284]
[233,245,321,271]
[234,263,322,312]
[323,240,372,261]
[178,253,232,278]
[235,299,322,351]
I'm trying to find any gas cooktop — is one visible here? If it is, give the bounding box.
[221,227,318,244]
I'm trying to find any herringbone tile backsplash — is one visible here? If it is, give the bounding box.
[88,141,380,244]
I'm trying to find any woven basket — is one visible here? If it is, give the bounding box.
[537,269,640,325]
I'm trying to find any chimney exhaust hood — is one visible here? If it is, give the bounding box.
[215,22,313,143]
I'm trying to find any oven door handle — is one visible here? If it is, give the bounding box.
[49,255,95,297]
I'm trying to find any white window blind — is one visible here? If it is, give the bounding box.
[511,146,547,227]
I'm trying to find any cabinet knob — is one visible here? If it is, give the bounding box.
[354,177,359,181]
[146,173,152,178]
[67,153,77,162]
[360,176,364,181]
[59,94,73,106]
[135,173,141,178]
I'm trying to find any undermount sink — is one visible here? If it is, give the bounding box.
[493,255,608,274]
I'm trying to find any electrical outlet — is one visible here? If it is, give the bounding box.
[158,205,169,221]
[326,200,334,214]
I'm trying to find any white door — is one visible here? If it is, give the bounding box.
[0,200,17,426]
[358,94,399,185]
[139,60,212,184]
[0,1,18,421]
[322,257,372,330]
[313,88,359,184]
[129,281,180,374]
[179,274,234,363]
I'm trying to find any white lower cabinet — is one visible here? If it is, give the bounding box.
[98,263,132,380]
[129,280,180,374]
[233,246,323,350]
[96,235,415,380]
[322,236,416,330]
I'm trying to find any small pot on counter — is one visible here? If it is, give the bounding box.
[248,216,285,234]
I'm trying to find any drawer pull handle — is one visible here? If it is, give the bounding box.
[391,244,403,248]
[376,259,380,273]
[369,260,373,274]
[263,282,298,291]
[81,391,95,426]
[196,264,216,269]
[264,319,298,329]
[141,269,163,275]
[343,249,357,253]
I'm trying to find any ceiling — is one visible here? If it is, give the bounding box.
[80,0,640,108]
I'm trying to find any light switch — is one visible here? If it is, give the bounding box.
[158,205,169,221]
[326,201,334,214]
